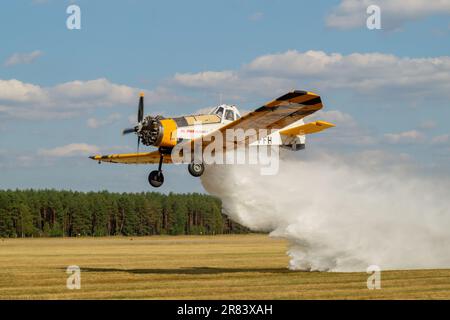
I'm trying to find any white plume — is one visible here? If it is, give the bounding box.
[201,150,450,271]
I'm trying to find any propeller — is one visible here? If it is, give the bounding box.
[122,92,145,154]
[122,92,145,135]
[121,92,162,149]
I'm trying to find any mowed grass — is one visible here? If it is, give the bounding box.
[0,234,449,299]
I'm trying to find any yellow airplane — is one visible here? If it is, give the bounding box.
[90,90,335,187]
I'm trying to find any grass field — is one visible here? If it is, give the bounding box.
[0,234,449,299]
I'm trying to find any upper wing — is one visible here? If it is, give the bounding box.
[90,150,172,164]
[186,90,323,149]
[223,90,322,132]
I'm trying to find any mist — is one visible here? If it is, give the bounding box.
[201,150,450,271]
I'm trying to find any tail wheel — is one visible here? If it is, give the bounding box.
[188,163,205,177]
[148,170,164,188]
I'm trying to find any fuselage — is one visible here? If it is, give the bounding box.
[145,104,307,151]
[174,104,240,141]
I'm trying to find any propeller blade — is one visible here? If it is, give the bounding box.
[138,92,144,123]
[122,127,136,135]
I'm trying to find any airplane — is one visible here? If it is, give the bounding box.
[90,90,335,187]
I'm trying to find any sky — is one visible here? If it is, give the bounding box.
[1,0,450,193]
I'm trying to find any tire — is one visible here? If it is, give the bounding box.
[148,170,164,188]
[188,162,205,177]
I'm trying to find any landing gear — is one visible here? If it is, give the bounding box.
[148,170,164,188]
[148,153,165,188]
[188,162,205,177]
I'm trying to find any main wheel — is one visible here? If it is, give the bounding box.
[188,162,205,177]
[148,170,164,188]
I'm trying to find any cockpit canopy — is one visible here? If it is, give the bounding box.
[209,104,241,122]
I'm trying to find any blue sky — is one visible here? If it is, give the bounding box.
[1,0,450,193]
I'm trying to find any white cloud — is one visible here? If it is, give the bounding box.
[384,130,425,144]
[38,143,100,157]
[0,104,78,120]
[4,50,43,67]
[51,79,136,107]
[246,50,343,76]
[326,0,450,30]
[87,113,122,129]
[249,12,264,22]
[309,110,357,127]
[307,110,378,147]
[0,78,185,120]
[173,71,238,89]
[431,134,450,145]
[0,79,48,102]
[0,143,136,169]
[193,106,216,115]
[172,50,450,101]
[36,143,132,158]
[245,50,450,95]
[419,120,437,130]
[128,113,137,125]
[346,149,414,170]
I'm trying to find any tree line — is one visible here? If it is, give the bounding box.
[0,190,248,238]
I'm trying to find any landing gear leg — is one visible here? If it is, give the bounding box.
[158,153,163,172]
[148,154,165,187]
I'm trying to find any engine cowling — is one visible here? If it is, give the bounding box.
[139,116,177,148]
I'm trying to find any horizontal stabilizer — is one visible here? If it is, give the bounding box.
[280,120,335,136]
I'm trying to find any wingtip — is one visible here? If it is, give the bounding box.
[316,120,336,128]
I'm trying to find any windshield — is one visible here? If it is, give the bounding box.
[225,110,234,121]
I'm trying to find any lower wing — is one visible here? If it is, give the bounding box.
[90,150,172,164]
[279,120,335,136]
